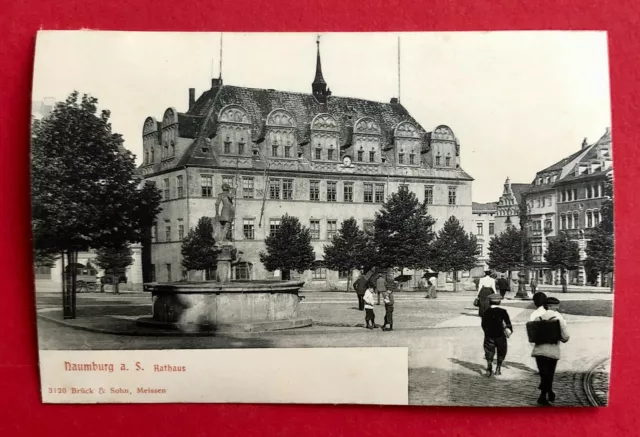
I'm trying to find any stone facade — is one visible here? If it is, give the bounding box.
[140,43,474,290]
[472,202,497,270]
[494,178,531,235]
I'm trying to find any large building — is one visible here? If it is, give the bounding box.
[140,41,474,290]
[494,177,531,235]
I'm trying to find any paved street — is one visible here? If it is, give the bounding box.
[36,290,612,406]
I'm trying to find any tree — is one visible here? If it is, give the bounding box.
[516,194,532,297]
[31,92,162,318]
[488,226,532,281]
[94,245,133,294]
[430,216,479,291]
[259,214,315,280]
[323,218,368,291]
[181,217,219,280]
[586,171,614,289]
[545,232,580,292]
[372,189,436,275]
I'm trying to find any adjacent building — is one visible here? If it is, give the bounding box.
[494,177,531,235]
[472,202,497,270]
[140,41,475,290]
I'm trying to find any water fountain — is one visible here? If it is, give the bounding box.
[138,183,311,333]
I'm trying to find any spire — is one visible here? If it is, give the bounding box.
[312,35,330,103]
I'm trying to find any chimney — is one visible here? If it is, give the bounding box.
[211,78,223,89]
[188,88,195,110]
[581,137,588,149]
[390,97,399,104]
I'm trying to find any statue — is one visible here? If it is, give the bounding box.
[213,183,236,246]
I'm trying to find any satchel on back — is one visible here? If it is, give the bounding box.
[526,319,562,344]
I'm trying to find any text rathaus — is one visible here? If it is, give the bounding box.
[140,40,474,289]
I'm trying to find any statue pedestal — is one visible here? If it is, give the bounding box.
[216,244,234,284]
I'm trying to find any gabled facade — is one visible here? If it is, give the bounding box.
[140,41,474,289]
[494,178,531,235]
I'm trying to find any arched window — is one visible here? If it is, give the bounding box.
[267,109,297,159]
[353,117,381,164]
[311,113,339,162]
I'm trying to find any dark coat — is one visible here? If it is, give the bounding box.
[353,277,367,295]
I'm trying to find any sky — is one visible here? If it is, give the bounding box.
[32,31,612,203]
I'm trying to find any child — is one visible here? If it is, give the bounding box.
[382,288,395,331]
[363,282,376,329]
[481,293,512,377]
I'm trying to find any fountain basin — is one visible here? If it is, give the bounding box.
[139,280,312,333]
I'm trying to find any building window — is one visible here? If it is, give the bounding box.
[238,142,245,155]
[424,186,433,205]
[150,148,155,163]
[269,178,281,199]
[476,244,483,257]
[269,219,281,236]
[282,179,294,200]
[374,184,385,203]
[243,219,255,240]
[445,156,451,167]
[339,270,349,279]
[235,263,251,280]
[327,181,337,202]
[489,223,494,235]
[163,178,170,200]
[310,220,320,240]
[409,153,415,165]
[561,214,567,230]
[544,176,549,184]
[357,150,364,162]
[343,182,354,202]
[272,145,278,157]
[448,187,457,205]
[561,191,566,202]
[315,148,322,160]
[369,151,375,162]
[573,189,578,200]
[586,211,593,228]
[573,212,580,229]
[176,175,184,198]
[312,267,327,280]
[166,263,172,282]
[435,156,441,166]
[224,140,231,154]
[363,219,374,234]
[178,220,184,241]
[165,221,171,242]
[151,224,158,243]
[327,220,337,240]
[398,153,404,164]
[399,184,409,193]
[284,145,291,158]
[201,175,213,197]
[327,149,335,161]
[310,180,320,201]
[545,220,553,231]
[364,183,373,203]
[222,175,234,188]
[242,177,254,199]
[477,223,483,235]
[595,210,601,225]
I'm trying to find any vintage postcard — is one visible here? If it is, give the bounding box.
[32,31,614,406]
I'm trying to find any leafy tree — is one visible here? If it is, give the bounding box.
[372,189,436,274]
[488,226,532,281]
[181,217,219,280]
[259,214,315,280]
[517,193,532,295]
[586,171,614,289]
[31,92,162,318]
[94,245,133,294]
[545,232,580,292]
[323,217,368,291]
[33,248,59,269]
[430,216,479,291]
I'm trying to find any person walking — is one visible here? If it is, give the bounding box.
[481,293,513,377]
[353,274,367,311]
[476,270,497,317]
[496,274,510,298]
[375,271,387,306]
[363,282,377,329]
[530,276,538,294]
[530,296,570,406]
[425,275,438,299]
[529,292,547,322]
[381,287,395,331]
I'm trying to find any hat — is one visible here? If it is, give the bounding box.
[488,293,503,303]
[221,183,231,191]
[545,297,560,305]
[484,270,492,276]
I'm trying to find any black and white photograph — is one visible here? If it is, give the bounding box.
[32,31,614,406]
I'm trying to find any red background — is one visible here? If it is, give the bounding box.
[1,1,638,435]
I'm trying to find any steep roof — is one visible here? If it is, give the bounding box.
[539,148,585,173]
[555,129,612,184]
[511,183,531,204]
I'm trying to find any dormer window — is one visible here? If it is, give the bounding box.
[357,150,364,162]
[398,153,405,164]
[410,153,415,165]
[435,155,441,166]
[224,137,231,154]
[285,144,291,158]
[238,138,245,155]
[544,176,549,184]
[327,149,334,161]
[445,156,451,167]
[201,147,210,154]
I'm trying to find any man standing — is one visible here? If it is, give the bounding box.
[496,274,510,298]
[375,271,387,306]
[530,275,538,294]
[353,274,367,311]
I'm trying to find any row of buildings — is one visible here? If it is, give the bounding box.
[473,128,613,287]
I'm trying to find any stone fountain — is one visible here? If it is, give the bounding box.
[139,183,311,333]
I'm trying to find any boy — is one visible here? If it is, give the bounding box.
[363,282,376,329]
[481,293,513,377]
[381,287,395,331]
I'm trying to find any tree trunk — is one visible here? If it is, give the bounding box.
[64,250,78,319]
[561,267,567,293]
[453,271,458,292]
[346,270,352,293]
